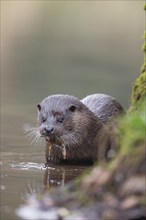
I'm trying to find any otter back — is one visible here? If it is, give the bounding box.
[81,94,124,123]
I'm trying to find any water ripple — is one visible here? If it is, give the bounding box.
[10,162,55,171]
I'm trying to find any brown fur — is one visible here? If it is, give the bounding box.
[37,94,124,164]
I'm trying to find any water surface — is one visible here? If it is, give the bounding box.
[1,132,86,220]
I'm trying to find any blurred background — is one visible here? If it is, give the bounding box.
[1,1,144,148]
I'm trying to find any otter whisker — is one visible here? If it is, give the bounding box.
[24,126,42,146]
[24,125,38,133]
[24,126,39,139]
[30,133,39,145]
[25,131,38,140]
[25,128,38,134]
[62,132,80,147]
[61,133,79,158]
[25,130,39,142]
[62,132,86,159]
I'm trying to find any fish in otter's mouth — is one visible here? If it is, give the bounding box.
[41,134,67,160]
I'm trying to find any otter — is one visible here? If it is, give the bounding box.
[37,94,124,164]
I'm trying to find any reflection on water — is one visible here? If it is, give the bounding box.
[10,162,46,170]
[43,166,84,190]
[1,150,87,220]
[1,103,89,220]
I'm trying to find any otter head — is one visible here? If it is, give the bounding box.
[37,94,105,163]
[37,94,96,148]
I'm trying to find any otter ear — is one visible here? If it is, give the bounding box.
[37,104,41,111]
[69,105,76,112]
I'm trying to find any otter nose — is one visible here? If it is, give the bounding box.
[44,127,54,135]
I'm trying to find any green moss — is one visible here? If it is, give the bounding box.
[130,28,146,108]
[130,72,146,107]
[141,32,146,74]
[108,100,145,174]
[130,4,146,108]
[120,107,145,155]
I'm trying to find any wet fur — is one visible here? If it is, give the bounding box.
[37,94,124,164]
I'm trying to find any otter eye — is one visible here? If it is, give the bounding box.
[37,104,41,111]
[69,105,76,112]
[57,117,64,123]
[41,116,46,123]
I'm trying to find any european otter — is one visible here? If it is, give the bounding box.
[37,94,124,164]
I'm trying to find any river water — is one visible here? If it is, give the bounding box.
[1,107,88,220]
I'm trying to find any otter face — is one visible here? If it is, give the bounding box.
[37,104,76,141]
[37,95,85,147]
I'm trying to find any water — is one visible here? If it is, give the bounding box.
[1,126,86,220]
